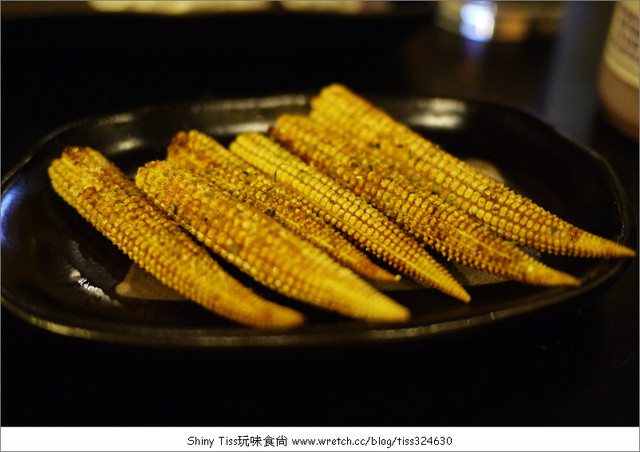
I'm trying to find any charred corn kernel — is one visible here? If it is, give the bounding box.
[310,83,635,259]
[135,160,409,322]
[48,146,305,328]
[271,114,581,287]
[228,132,471,302]
[166,130,395,282]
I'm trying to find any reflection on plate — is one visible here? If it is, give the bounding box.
[1,95,634,347]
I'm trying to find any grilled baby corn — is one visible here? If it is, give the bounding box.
[310,84,635,258]
[228,132,471,302]
[48,146,305,328]
[271,114,580,287]
[135,160,410,322]
[166,130,396,282]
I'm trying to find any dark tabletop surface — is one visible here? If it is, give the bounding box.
[2,2,638,426]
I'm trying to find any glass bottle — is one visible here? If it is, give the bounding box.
[598,1,639,141]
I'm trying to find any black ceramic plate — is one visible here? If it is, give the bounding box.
[1,95,635,348]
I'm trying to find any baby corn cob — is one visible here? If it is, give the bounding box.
[271,114,580,287]
[228,132,471,302]
[135,160,410,322]
[166,130,396,282]
[310,83,635,258]
[48,146,305,328]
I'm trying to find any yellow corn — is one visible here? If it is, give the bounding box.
[228,132,471,302]
[135,160,410,322]
[48,146,305,328]
[271,114,581,287]
[310,84,635,259]
[166,130,396,282]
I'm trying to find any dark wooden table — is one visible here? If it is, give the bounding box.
[2,2,637,426]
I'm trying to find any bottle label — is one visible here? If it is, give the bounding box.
[603,1,639,88]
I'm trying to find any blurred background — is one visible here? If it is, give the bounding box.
[2,1,638,427]
[2,1,638,153]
